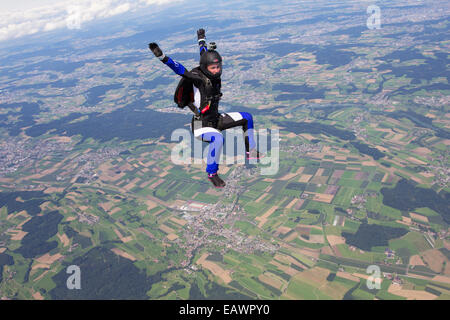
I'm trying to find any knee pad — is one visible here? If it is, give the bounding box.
[239,112,254,129]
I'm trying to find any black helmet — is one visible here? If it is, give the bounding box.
[200,49,222,80]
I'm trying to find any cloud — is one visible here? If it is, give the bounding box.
[0,0,182,42]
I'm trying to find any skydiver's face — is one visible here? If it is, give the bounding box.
[207,63,221,75]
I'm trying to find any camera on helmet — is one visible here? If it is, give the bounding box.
[208,42,217,50]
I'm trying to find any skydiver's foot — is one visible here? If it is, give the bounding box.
[246,148,264,160]
[208,173,226,188]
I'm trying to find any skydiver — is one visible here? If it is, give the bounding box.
[149,28,262,188]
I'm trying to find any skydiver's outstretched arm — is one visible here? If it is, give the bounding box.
[197,28,208,56]
[148,42,203,85]
[148,42,185,75]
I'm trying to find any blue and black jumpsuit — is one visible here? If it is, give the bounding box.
[162,42,257,175]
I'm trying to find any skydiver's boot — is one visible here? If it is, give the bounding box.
[208,173,226,188]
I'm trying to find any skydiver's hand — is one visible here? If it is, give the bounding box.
[197,28,205,40]
[148,42,165,60]
[197,28,206,43]
[149,42,162,56]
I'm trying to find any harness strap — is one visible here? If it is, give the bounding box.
[193,71,221,114]
[201,103,210,114]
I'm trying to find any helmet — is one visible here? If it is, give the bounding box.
[200,49,222,80]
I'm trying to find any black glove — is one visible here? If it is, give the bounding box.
[197,28,206,40]
[197,28,206,44]
[148,42,164,60]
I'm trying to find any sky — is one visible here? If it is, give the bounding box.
[0,0,183,42]
[0,0,63,11]
[0,0,59,12]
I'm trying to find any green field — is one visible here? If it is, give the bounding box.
[285,278,333,300]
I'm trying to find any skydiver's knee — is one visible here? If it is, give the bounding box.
[240,112,253,121]
[240,112,254,129]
